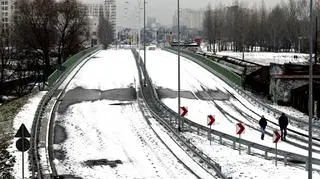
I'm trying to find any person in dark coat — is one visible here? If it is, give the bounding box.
[278,113,289,141]
[259,115,267,140]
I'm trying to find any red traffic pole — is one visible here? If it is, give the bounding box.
[239,134,241,155]
[275,143,278,167]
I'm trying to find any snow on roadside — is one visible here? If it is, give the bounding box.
[185,132,320,179]
[54,101,196,178]
[216,51,309,66]
[8,91,47,179]
[66,50,138,91]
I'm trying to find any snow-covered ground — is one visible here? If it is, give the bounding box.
[54,49,201,178]
[200,42,310,66]
[55,101,197,178]
[8,91,47,179]
[142,48,320,178]
[216,51,309,66]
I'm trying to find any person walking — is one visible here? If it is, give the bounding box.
[259,115,267,140]
[278,113,289,141]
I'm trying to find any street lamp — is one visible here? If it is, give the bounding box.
[177,0,181,131]
[137,1,142,59]
[144,0,146,84]
[308,0,313,178]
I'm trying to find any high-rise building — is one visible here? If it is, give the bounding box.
[81,1,117,44]
[147,17,156,28]
[0,0,16,31]
[104,0,116,39]
[172,9,203,30]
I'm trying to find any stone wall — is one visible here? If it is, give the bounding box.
[269,77,308,104]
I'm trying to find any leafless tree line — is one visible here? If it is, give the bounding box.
[203,0,311,54]
[98,6,114,49]
[0,0,90,101]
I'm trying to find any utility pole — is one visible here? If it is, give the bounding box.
[138,0,141,60]
[144,0,146,83]
[308,0,314,178]
[177,0,181,132]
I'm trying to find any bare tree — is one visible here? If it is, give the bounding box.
[56,0,89,64]
[98,6,114,49]
[0,26,15,101]
[203,4,214,52]
[267,5,287,52]
[14,0,58,79]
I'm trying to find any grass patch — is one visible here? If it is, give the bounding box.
[0,95,29,178]
[0,96,29,141]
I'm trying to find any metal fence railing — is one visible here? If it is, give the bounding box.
[30,46,101,178]
[164,47,320,130]
[48,46,100,87]
[158,47,320,168]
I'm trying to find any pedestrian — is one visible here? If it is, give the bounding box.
[278,113,289,141]
[259,115,267,140]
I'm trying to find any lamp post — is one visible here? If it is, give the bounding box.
[138,1,142,59]
[308,0,313,178]
[143,0,147,84]
[177,0,181,131]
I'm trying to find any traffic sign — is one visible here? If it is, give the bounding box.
[207,115,215,126]
[273,130,281,143]
[273,130,281,166]
[14,124,31,138]
[236,123,245,135]
[180,106,188,117]
[14,123,31,179]
[16,138,30,152]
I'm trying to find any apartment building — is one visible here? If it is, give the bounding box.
[82,1,116,41]
[0,0,15,31]
[172,8,203,30]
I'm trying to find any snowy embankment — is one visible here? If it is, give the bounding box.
[216,51,309,66]
[200,43,310,66]
[142,48,320,178]
[8,92,46,179]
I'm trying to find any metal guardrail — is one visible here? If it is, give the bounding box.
[164,47,320,130]
[48,46,100,87]
[132,49,228,178]
[29,46,101,178]
[155,47,320,168]
[165,47,242,86]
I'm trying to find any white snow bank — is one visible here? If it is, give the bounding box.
[8,91,47,179]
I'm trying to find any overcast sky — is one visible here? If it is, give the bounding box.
[81,0,281,28]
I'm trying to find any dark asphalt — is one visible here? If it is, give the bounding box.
[156,88,229,101]
[58,87,137,113]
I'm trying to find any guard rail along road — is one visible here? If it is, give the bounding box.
[162,47,320,169]
[29,46,101,178]
[164,47,320,130]
[132,48,230,179]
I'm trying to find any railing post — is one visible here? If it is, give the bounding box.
[247,146,251,155]
[264,151,268,159]
[219,136,222,144]
[284,156,287,166]
[197,127,200,135]
[233,141,236,150]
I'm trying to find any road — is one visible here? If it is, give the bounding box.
[141,48,320,178]
[52,49,198,178]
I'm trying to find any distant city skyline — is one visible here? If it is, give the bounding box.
[80,0,281,28]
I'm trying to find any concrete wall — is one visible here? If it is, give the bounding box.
[269,77,308,104]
